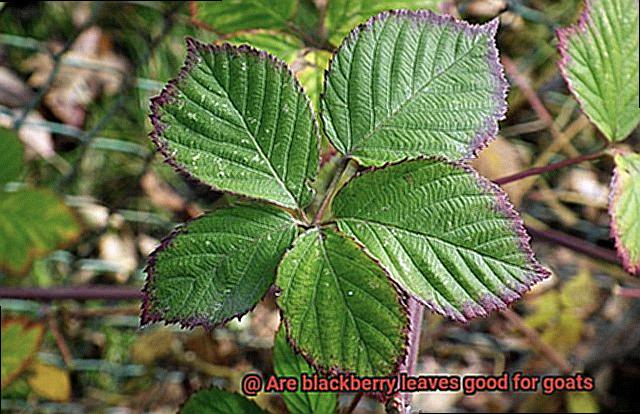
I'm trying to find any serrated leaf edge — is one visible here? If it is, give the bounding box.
[320,9,508,161]
[557,0,600,139]
[556,0,639,142]
[140,206,296,330]
[274,227,411,378]
[333,156,551,323]
[608,151,640,275]
[149,37,320,211]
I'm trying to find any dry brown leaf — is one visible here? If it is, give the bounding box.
[140,171,203,217]
[98,232,137,282]
[0,110,55,159]
[137,234,160,257]
[0,67,34,107]
[140,172,187,212]
[24,26,128,127]
[27,362,71,402]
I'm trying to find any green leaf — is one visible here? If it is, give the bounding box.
[0,189,81,275]
[276,228,408,376]
[0,127,24,187]
[142,204,297,328]
[609,152,640,275]
[191,0,296,34]
[273,326,337,414]
[151,38,319,210]
[321,10,507,166]
[222,30,304,64]
[180,387,267,414]
[332,158,549,322]
[1,318,45,389]
[324,0,444,46]
[557,0,640,141]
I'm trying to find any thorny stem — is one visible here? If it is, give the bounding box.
[312,156,350,225]
[494,150,607,186]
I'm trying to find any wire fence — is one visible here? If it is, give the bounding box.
[0,4,191,408]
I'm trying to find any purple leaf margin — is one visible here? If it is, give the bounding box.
[608,152,640,275]
[321,9,509,160]
[333,156,551,323]
[149,37,320,211]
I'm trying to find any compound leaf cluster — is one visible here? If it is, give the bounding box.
[146,9,550,388]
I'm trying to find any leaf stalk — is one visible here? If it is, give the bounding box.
[312,156,350,224]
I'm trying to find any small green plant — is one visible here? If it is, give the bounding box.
[142,1,638,412]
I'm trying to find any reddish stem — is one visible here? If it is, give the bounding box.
[615,287,640,298]
[344,392,363,414]
[526,226,619,263]
[502,55,556,129]
[494,151,605,185]
[0,286,142,301]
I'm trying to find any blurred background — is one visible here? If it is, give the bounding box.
[0,1,638,412]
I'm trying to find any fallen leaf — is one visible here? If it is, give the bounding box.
[140,172,187,212]
[98,232,137,282]
[24,26,128,127]
[27,362,71,402]
[1,318,45,389]
[0,110,55,159]
[0,67,34,107]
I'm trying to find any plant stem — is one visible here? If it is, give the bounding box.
[494,150,606,186]
[502,56,554,128]
[387,296,424,413]
[344,392,363,414]
[313,156,350,224]
[501,309,572,374]
[0,286,142,301]
[615,287,640,298]
[526,225,619,264]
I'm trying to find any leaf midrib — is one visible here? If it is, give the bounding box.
[160,218,295,319]
[200,53,301,208]
[346,31,486,155]
[338,217,529,272]
[317,234,374,372]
